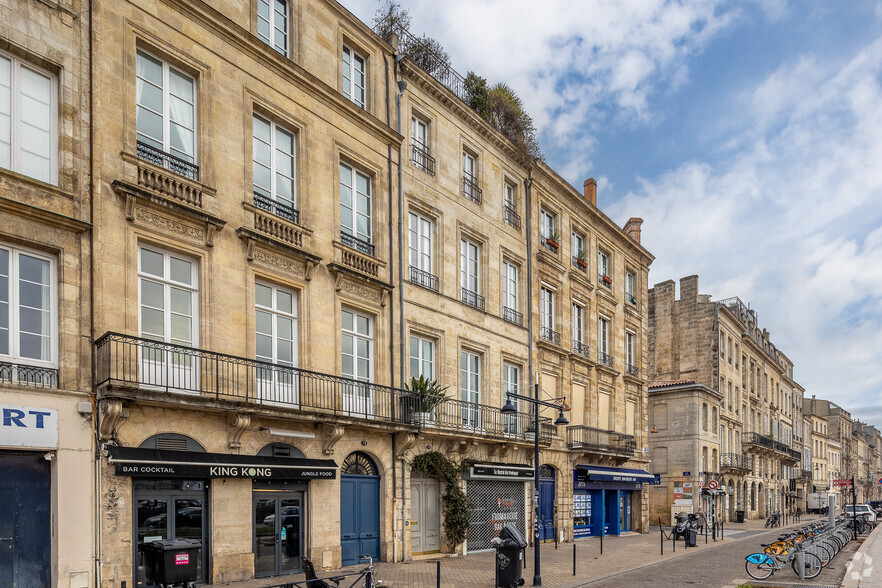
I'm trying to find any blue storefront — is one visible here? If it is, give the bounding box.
[572,465,653,538]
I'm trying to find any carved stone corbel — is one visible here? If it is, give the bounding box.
[98,398,126,442]
[206,224,217,247]
[227,413,251,449]
[305,259,319,281]
[244,238,255,261]
[125,193,136,221]
[381,289,389,308]
[498,443,511,459]
[395,432,416,458]
[322,424,345,455]
[334,272,345,292]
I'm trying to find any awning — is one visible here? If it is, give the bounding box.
[576,465,654,483]
[107,445,337,480]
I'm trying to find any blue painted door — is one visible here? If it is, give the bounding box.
[605,490,619,535]
[341,475,380,566]
[538,478,555,542]
[0,453,51,588]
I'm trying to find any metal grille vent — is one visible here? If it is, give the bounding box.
[466,480,526,552]
[156,436,188,451]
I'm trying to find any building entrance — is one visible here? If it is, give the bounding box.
[0,452,51,588]
[253,491,305,577]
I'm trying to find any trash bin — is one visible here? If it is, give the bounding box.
[144,538,201,586]
[736,510,745,523]
[685,529,697,547]
[492,523,527,588]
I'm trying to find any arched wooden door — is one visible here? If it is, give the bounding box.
[340,452,380,565]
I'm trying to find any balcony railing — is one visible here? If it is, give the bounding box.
[409,266,439,292]
[625,363,639,378]
[95,332,544,441]
[462,174,482,204]
[572,340,590,358]
[411,142,436,175]
[253,191,300,224]
[800,469,813,480]
[340,232,375,257]
[540,327,561,345]
[0,361,58,388]
[598,351,614,368]
[720,453,753,472]
[566,425,636,457]
[503,205,521,230]
[743,432,801,462]
[137,141,199,181]
[461,288,485,311]
[502,306,523,326]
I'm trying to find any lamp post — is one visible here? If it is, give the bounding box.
[501,382,569,587]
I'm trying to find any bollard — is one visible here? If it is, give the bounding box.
[573,543,576,576]
[436,560,441,588]
[660,525,664,556]
[796,550,805,581]
[600,530,603,554]
[721,520,724,541]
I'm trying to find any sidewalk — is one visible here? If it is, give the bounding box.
[841,523,882,588]
[215,517,822,588]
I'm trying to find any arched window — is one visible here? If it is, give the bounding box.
[341,451,378,476]
[139,433,205,452]
[539,464,555,479]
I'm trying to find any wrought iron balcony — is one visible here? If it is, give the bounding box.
[462,174,482,204]
[502,306,523,326]
[566,425,636,457]
[137,141,199,181]
[743,432,800,463]
[540,326,561,345]
[572,340,590,358]
[95,332,545,441]
[411,142,436,175]
[598,351,614,368]
[409,266,439,292]
[0,361,58,388]
[625,364,639,377]
[253,191,300,224]
[799,469,813,480]
[461,288,485,311]
[340,232,375,257]
[503,205,521,230]
[540,237,557,252]
[720,453,753,472]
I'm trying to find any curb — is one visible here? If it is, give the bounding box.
[840,524,880,588]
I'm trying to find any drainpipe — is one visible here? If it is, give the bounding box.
[385,50,397,563]
[525,174,534,390]
[394,55,408,563]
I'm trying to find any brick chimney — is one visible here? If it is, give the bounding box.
[583,178,597,206]
[623,217,643,244]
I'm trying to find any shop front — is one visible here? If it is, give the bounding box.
[573,465,652,538]
[464,463,532,553]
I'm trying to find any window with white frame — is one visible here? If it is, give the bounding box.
[460,350,480,428]
[136,51,197,175]
[410,116,434,174]
[540,209,557,250]
[0,53,56,184]
[502,362,520,434]
[598,316,610,363]
[253,114,297,221]
[341,45,366,109]
[462,151,480,202]
[409,335,434,381]
[255,281,298,403]
[572,232,585,268]
[572,303,585,353]
[257,0,288,56]
[625,271,636,303]
[460,238,480,305]
[540,287,555,340]
[502,260,519,324]
[408,212,434,288]
[339,162,372,252]
[626,331,635,371]
[341,308,373,415]
[598,250,610,282]
[503,180,519,228]
[0,244,56,379]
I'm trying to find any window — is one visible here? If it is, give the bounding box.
[341,309,373,415]
[409,335,434,380]
[252,114,297,222]
[598,250,610,284]
[572,303,585,354]
[339,162,373,254]
[462,151,480,203]
[502,362,520,434]
[625,271,636,304]
[625,331,635,374]
[136,50,197,178]
[502,260,520,324]
[460,238,482,309]
[341,45,365,108]
[460,350,480,428]
[712,406,718,431]
[138,246,198,388]
[410,116,434,174]
[540,287,556,342]
[702,446,708,471]
[503,180,520,229]
[572,232,586,269]
[702,403,708,431]
[257,0,288,56]
[727,336,733,364]
[408,212,436,290]
[0,53,56,184]
[540,209,557,250]
[255,281,298,403]
[0,244,56,382]
[727,381,733,411]
[598,316,611,365]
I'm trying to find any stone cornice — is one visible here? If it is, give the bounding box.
[0,195,91,233]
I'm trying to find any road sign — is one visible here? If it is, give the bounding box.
[683,471,691,476]
[649,474,661,485]
[833,479,852,487]
[708,480,720,490]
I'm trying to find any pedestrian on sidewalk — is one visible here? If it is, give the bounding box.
[696,509,707,533]
[795,507,801,523]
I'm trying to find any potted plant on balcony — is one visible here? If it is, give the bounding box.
[404,375,449,427]
[601,274,612,285]
[575,248,588,269]
[545,230,561,250]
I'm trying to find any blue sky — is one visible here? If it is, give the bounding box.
[343,0,882,429]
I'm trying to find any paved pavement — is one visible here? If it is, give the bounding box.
[840,523,881,588]
[216,515,871,588]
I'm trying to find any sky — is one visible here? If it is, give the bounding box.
[342,0,882,429]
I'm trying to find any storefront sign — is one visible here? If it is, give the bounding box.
[468,464,533,480]
[114,462,335,480]
[573,469,640,491]
[0,404,58,449]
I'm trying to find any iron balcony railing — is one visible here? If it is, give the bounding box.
[572,340,590,358]
[502,306,523,326]
[540,327,561,345]
[503,205,521,230]
[720,453,753,472]
[800,469,813,480]
[0,361,58,388]
[743,432,801,462]
[462,174,482,204]
[598,351,614,368]
[94,332,545,441]
[566,425,636,457]
[461,288,485,311]
[625,363,639,378]
[137,141,199,181]
[411,142,436,175]
[340,232,375,257]
[253,191,300,224]
[409,266,439,292]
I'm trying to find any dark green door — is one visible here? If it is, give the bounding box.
[0,453,51,588]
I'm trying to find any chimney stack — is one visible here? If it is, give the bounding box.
[583,178,597,206]
[623,217,643,244]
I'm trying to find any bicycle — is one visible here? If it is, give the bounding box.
[297,555,381,588]
[745,538,821,580]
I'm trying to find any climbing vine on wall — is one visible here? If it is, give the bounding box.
[411,451,469,549]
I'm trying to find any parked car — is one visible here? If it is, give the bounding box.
[844,504,877,522]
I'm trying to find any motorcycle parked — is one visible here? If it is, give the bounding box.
[673,512,698,540]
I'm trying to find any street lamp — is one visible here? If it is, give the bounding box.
[501,382,568,587]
